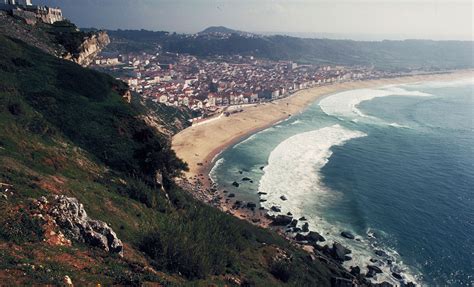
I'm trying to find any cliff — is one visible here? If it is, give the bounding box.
[0,12,108,66]
[62,30,110,66]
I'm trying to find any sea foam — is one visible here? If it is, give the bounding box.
[258,124,421,284]
[258,124,366,215]
[209,158,225,183]
[319,87,432,122]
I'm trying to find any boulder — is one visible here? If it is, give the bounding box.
[367,265,383,274]
[299,216,307,221]
[403,282,416,287]
[295,233,307,242]
[392,272,403,280]
[289,219,298,227]
[350,266,361,276]
[307,231,325,242]
[270,206,281,212]
[242,177,252,181]
[49,195,123,256]
[340,231,355,240]
[259,199,267,202]
[302,222,309,232]
[366,269,376,278]
[246,202,257,209]
[257,192,267,195]
[331,242,351,261]
[375,249,388,257]
[292,227,301,233]
[228,193,236,198]
[232,181,240,187]
[271,215,293,226]
[280,195,287,201]
[63,275,73,286]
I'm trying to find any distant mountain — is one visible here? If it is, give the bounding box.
[199,26,245,35]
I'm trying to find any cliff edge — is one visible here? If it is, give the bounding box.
[0,11,108,66]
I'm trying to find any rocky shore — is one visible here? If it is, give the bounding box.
[173,71,474,287]
[177,174,417,287]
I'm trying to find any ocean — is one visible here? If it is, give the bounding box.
[210,78,474,286]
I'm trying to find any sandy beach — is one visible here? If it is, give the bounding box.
[172,70,473,189]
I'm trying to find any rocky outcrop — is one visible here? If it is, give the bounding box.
[35,195,123,256]
[63,31,110,67]
[0,12,109,66]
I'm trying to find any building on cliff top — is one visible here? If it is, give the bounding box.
[1,0,63,24]
[4,0,32,5]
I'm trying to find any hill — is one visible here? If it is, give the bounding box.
[0,17,362,286]
[107,29,473,71]
[199,26,250,36]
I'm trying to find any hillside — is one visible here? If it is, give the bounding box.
[0,23,363,287]
[107,29,473,71]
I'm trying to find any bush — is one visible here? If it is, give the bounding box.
[119,177,162,210]
[269,260,292,283]
[0,208,44,244]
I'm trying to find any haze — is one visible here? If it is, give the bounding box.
[36,0,473,41]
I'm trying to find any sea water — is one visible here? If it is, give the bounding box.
[210,78,474,286]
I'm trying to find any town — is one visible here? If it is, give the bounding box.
[92,49,395,121]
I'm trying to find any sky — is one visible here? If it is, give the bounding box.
[35,0,473,41]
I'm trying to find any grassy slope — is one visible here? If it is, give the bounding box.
[0,35,352,286]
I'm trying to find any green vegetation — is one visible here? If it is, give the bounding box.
[0,33,351,285]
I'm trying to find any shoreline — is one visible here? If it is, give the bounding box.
[172,69,473,285]
[172,69,473,228]
[172,70,473,191]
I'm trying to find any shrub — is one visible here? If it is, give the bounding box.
[0,208,44,244]
[269,260,292,283]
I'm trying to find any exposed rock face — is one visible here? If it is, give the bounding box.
[63,31,110,67]
[0,12,109,66]
[48,195,123,256]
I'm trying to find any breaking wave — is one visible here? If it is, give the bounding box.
[258,124,366,215]
[257,124,421,284]
[209,158,225,183]
[319,87,432,125]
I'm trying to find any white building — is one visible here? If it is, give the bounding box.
[4,0,32,5]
